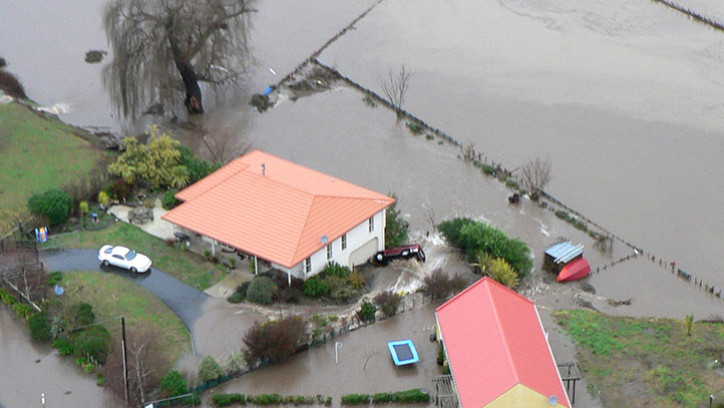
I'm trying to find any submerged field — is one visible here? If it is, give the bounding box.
[555,310,724,408]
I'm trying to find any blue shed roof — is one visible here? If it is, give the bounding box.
[545,241,584,264]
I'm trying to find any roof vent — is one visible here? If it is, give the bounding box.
[548,395,558,406]
[262,163,266,176]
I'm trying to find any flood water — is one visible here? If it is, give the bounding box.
[3,0,724,405]
[0,308,122,407]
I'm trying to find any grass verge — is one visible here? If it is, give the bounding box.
[554,309,724,408]
[0,103,108,234]
[56,271,190,365]
[43,222,226,290]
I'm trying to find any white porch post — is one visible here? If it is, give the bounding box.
[254,256,258,275]
[288,270,291,287]
[211,240,216,257]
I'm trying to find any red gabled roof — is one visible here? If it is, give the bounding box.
[436,277,571,408]
[162,150,394,268]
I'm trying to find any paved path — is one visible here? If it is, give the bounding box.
[40,248,209,349]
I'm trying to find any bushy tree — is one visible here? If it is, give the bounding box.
[160,370,188,397]
[198,355,225,383]
[385,193,409,248]
[69,302,96,329]
[27,188,74,226]
[243,316,306,365]
[245,276,278,305]
[439,218,533,277]
[107,126,183,189]
[358,301,377,322]
[29,313,52,342]
[178,145,221,184]
[74,325,112,364]
[485,258,519,289]
[374,291,401,318]
[302,276,329,298]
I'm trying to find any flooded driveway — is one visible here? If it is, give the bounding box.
[0,308,123,407]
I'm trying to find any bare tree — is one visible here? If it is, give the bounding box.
[103,0,257,119]
[520,156,552,200]
[194,124,253,164]
[103,327,168,406]
[378,64,412,119]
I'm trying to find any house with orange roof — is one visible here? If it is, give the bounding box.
[435,277,571,408]
[162,150,395,284]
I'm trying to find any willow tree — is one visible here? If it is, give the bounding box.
[103,0,256,119]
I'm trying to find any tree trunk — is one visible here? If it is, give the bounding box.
[168,32,204,115]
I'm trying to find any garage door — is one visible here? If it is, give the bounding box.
[348,237,379,269]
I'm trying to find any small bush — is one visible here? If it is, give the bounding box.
[374,290,402,318]
[358,301,376,322]
[281,286,302,303]
[74,325,111,364]
[160,369,188,397]
[246,276,278,305]
[70,302,96,327]
[162,189,180,209]
[105,178,133,201]
[53,337,75,355]
[486,258,519,289]
[29,313,52,342]
[47,271,64,286]
[243,316,307,365]
[423,268,453,300]
[341,394,371,405]
[79,201,89,215]
[252,394,281,405]
[347,271,366,289]
[405,121,424,135]
[27,188,74,226]
[227,292,245,303]
[96,373,107,386]
[303,276,329,298]
[199,355,225,383]
[98,190,111,208]
[322,262,350,279]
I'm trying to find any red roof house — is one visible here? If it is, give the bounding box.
[163,150,395,281]
[435,277,571,408]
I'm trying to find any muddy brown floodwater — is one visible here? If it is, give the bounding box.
[0,308,123,407]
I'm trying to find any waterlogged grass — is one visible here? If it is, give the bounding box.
[58,271,190,365]
[555,310,724,408]
[0,103,107,234]
[43,222,225,290]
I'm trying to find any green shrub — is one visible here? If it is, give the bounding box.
[47,271,64,286]
[281,286,302,303]
[160,369,188,397]
[27,188,74,226]
[74,325,111,364]
[227,291,245,303]
[482,164,497,175]
[96,373,106,386]
[385,193,409,248]
[53,337,75,355]
[79,200,90,215]
[303,276,329,298]
[405,121,424,135]
[29,313,52,342]
[70,302,96,327]
[162,189,180,209]
[105,178,133,201]
[253,394,281,405]
[374,290,401,317]
[212,394,234,406]
[198,355,225,383]
[372,392,393,403]
[341,394,371,405]
[322,261,350,279]
[358,301,376,322]
[246,276,277,305]
[97,190,111,208]
[485,257,519,289]
[439,218,533,277]
[178,145,221,184]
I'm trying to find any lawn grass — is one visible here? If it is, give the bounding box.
[554,310,724,408]
[0,103,109,234]
[43,222,226,290]
[56,271,190,366]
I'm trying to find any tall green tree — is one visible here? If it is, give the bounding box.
[108,126,184,189]
[385,193,409,248]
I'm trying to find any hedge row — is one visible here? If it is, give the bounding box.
[0,287,36,320]
[212,393,331,407]
[341,389,429,405]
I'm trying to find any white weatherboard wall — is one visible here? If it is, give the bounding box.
[274,209,387,280]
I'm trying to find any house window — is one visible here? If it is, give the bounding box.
[327,244,333,260]
[342,234,347,250]
[369,216,374,232]
[305,257,311,275]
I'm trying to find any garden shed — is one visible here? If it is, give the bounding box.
[544,241,583,273]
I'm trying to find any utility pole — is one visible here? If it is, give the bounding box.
[121,316,129,405]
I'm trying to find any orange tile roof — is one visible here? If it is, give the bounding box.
[163,150,395,268]
[436,278,571,408]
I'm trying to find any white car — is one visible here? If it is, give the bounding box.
[98,245,152,273]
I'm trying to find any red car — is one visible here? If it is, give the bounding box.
[370,244,426,266]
